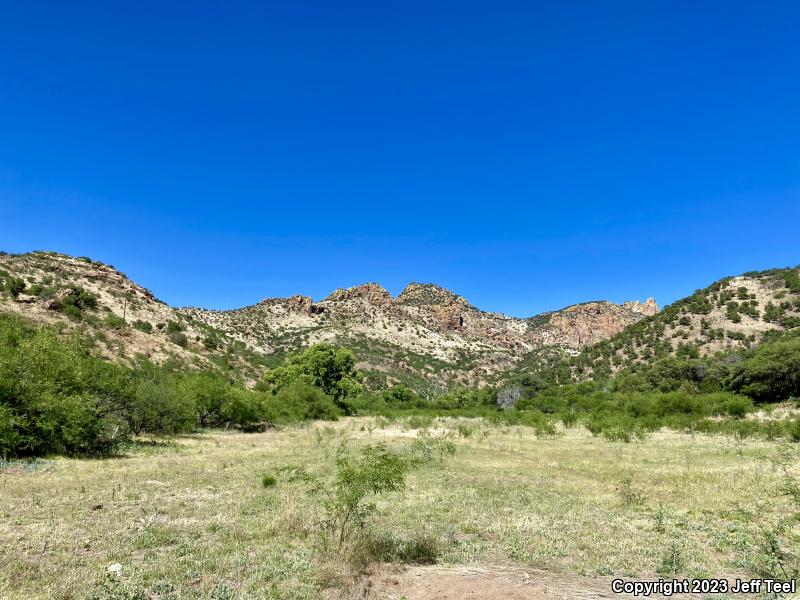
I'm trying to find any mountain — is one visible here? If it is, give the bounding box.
[0,251,656,388]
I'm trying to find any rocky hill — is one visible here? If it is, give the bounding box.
[0,251,657,388]
[565,266,800,379]
[0,251,268,381]
[180,283,656,388]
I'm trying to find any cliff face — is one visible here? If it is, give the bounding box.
[0,251,659,388]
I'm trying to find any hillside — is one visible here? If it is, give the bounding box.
[0,250,656,388]
[0,251,268,382]
[179,284,656,388]
[564,266,800,380]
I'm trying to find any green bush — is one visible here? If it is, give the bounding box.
[3,276,26,298]
[168,331,189,347]
[260,344,363,410]
[132,320,153,333]
[266,382,341,423]
[166,320,184,333]
[0,315,131,456]
[104,313,127,330]
[728,335,800,402]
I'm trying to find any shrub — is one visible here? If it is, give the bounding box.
[127,361,196,435]
[266,382,341,423]
[354,531,441,565]
[132,320,153,333]
[165,320,184,333]
[0,316,131,456]
[281,443,412,550]
[168,331,189,347]
[381,385,421,407]
[261,474,277,488]
[3,276,26,298]
[104,313,127,330]
[728,336,800,402]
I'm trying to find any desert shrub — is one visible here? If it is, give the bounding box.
[353,530,441,565]
[789,420,800,443]
[496,384,523,409]
[381,385,422,407]
[617,475,647,506]
[50,287,98,314]
[402,414,434,430]
[127,361,196,435]
[132,320,153,333]
[261,474,277,488]
[104,313,127,330]
[728,335,800,402]
[3,276,26,298]
[433,386,496,409]
[281,443,412,550]
[168,331,188,347]
[178,372,231,427]
[410,430,457,463]
[220,386,266,428]
[165,320,184,333]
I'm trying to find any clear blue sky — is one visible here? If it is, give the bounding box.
[1,1,798,317]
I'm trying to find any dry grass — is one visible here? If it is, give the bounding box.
[0,418,793,599]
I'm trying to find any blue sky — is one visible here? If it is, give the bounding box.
[1,1,798,317]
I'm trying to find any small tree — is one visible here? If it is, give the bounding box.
[281,443,411,550]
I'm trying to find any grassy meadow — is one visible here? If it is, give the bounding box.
[1,418,797,599]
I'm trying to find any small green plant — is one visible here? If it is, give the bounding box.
[352,530,441,566]
[168,331,189,347]
[261,474,277,488]
[280,443,412,550]
[651,503,667,533]
[165,320,184,333]
[750,446,800,580]
[3,276,26,298]
[657,540,686,575]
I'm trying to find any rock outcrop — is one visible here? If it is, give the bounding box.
[623,298,660,316]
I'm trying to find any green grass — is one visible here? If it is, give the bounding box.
[0,419,795,599]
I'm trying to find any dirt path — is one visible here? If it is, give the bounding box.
[333,564,729,600]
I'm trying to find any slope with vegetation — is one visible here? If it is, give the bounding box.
[3,252,800,460]
[0,251,268,382]
[572,266,800,379]
[181,282,656,389]
[0,251,656,390]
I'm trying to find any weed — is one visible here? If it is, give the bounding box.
[657,540,686,575]
[617,476,647,507]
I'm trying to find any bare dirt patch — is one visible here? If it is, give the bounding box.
[333,564,711,600]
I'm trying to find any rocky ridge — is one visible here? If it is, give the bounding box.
[0,251,659,388]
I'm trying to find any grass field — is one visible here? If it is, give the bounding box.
[1,418,796,599]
